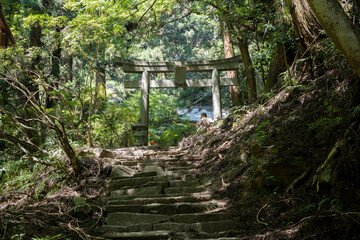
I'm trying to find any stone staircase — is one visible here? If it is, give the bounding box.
[101,147,240,240]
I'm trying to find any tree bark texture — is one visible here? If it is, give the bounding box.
[51,27,62,81]
[220,20,243,105]
[267,46,287,89]
[286,0,323,47]
[0,130,42,154]
[95,62,106,112]
[65,54,73,82]
[235,34,257,102]
[307,0,360,77]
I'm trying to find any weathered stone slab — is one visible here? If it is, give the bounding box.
[107,212,170,226]
[119,161,138,166]
[127,223,153,232]
[164,186,206,194]
[142,203,175,214]
[191,220,237,234]
[108,195,211,206]
[101,225,127,233]
[142,202,209,215]
[175,202,210,214]
[133,171,158,178]
[99,149,115,158]
[153,222,191,232]
[104,230,171,240]
[111,166,137,178]
[171,213,232,223]
[109,176,155,188]
[166,166,193,171]
[110,185,163,197]
[169,180,196,187]
[143,165,164,176]
[109,193,188,200]
[105,205,143,213]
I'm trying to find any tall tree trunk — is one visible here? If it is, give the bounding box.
[65,54,73,82]
[47,26,62,109]
[267,47,287,90]
[286,0,323,48]
[220,20,243,105]
[232,25,257,102]
[95,61,106,113]
[308,0,360,77]
[95,45,106,113]
[27,21,43,145]
[51,27,62,80]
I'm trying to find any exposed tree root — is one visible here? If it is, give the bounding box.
[285,166,312,196]
[312,122,357,191]
[256,203,269,226]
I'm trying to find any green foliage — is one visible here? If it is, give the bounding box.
[92,102,137,148]
[307,117,343,132]
[152,122,196,146]
[254,120,270,145]
[32,234,64,240]
[298,197,343,215]
[308,97,343,132]
[351,104,360,117]
[0,155,66,203]
[148,90,196,146]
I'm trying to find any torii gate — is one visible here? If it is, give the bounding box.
[115,56,242,146]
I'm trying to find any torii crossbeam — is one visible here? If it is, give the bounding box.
[115,56,242,146]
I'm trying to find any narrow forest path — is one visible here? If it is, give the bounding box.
[100,146,240,240]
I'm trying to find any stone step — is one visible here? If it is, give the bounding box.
[107,195,212,205]
[110,185,164,197]
[164,186,208,194]
[103,224,153,233]
[106,202,216,214]
[103,223,238,239]
[107,212,170,226]
[191,220,238,234]
[171,213,232,223]
[103,147,237,240]
[108,179,167,191]
[169,180,199,187]
[116,160,139,167]
[110,165,137,178]
[104,230,171,240]
[109,192,211,200]
[111,170,158,180]
[108,176,156,188]
[153,222,191,232]
[138,161,191,169]
[115,155,181,161]
[166,166,194,171]
[190,238,242,240]
[108,175,180,189]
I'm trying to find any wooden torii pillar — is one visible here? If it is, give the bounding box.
[0,4,15,49]
[115,56,242,146]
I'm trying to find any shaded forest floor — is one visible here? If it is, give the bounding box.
[1,68,360,239]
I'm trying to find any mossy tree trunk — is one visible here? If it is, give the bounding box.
[308,0,360,77]
[234,31,257,102]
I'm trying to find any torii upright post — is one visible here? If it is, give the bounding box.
[212,68,221,120]
[139,69,150,145]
